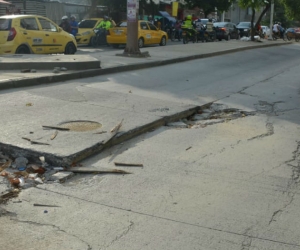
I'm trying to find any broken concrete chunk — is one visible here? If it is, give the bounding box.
[198,119,225,126]
[50,171,74,183]
[193,113,211,121]
[0,176,11,194]
[34,177,43,184]
[14,157,28,169]
[167,121,188,128]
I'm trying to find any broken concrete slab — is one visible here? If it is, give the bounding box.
[167,121,188,128]
[49,171,74,183]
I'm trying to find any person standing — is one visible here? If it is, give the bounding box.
[69,15,78,36]
[59,16,71,33]
[174,20,182,41]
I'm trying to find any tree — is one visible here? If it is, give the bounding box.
[280,0,300,20]
[238,0,271,41]
[185,0,233,17]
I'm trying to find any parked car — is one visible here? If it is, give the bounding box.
[107,20,168,48]
[261,25,270,37]
[0,14,77,55]
[236,22,252,37]
[75,18,103,45]
[213,22,240,41]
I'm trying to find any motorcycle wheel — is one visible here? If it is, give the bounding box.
[91,36,98,47]
[171,31,175,41]
[283,34,287,41]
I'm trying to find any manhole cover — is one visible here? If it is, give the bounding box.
[59,120,102,132]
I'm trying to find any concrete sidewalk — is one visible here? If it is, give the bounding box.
[0,40,289,91]
[0,40,292,166]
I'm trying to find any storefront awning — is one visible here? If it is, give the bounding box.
[159,11,176,23]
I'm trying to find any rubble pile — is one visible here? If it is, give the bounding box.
[0,153,70,203]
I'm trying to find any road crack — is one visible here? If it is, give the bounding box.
[248,122,274,141]
[106,221,134,248]
[10,218,92,250]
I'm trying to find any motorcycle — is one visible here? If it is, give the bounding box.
[182,28,197,44]
[170,28,182,41]
[91,28,107,47]
[272,30,286,41]
[196,26,216,42]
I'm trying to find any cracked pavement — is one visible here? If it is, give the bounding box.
[1,44,300,249]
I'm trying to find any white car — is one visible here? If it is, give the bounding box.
[261,26,270,36]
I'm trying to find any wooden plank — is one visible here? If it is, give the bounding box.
[68,167,131,175]
[114,162,143,167]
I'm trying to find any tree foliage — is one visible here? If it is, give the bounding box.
[280,0,300,20]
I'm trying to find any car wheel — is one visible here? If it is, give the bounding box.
[112,44,119,48]
[65,42,76,54]
[138,37,144,48]
[159,36,167,46]
[15,45,30,54]
[218,38,222,41]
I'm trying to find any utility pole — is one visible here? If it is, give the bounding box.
[268,0,274,40]
[120,0,149,57]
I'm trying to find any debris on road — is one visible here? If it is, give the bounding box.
[21,137,50,146]
[42,125,70,131]
[68,167,131,175]
[166,121,188,128]
[110,119,124,133]
[26,102,33,107]
[186,146,192,151]
[49,171,74,183]
[93,131,107,134]
[21,69,31,73]
[114,162,143,167]
[50,130,58,140]
[33,203,60,207]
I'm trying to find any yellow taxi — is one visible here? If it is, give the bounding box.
[107,20,168,48]
[0,15,77,54]
[75,18,103,45]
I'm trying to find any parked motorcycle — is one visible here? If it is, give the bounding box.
[182,28,197,44]
[91,28,107,47]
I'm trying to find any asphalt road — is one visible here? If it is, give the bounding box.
[1,44,300,250]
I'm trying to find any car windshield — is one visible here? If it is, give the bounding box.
[237,22,251,27]
[117,22,127,27]
[78,20,98,28]
[213,22,226,27]
[0,18,11,31]
[200,19,208,24]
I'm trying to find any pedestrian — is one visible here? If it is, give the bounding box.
[174,20,182,41]
[148,15,154,24]
[59,16,71,33]
[69,15,78,36]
